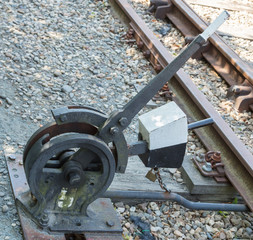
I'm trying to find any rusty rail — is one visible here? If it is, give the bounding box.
[148,0,253,112]
[110,0,253,211]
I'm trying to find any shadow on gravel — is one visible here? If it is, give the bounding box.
[130,215,156,240]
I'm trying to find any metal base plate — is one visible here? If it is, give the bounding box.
[6,154,122,240]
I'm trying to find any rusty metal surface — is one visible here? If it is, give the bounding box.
[193,155,228,183]
[6,155,65,240]
[227,81,253,112]
[23,121,98,163]
[6,155,122,240]
[110,0,253,211]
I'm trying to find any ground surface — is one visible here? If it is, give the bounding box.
[0,0,252,239]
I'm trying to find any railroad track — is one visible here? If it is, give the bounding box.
[109,0,253,211]
[148,0,253,112]
[1,0,252,239]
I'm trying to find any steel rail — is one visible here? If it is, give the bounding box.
[149,0,253,112]
[109,0,253,211]
[151,0,253,86]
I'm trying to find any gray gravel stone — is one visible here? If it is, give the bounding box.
[61,85,73,93]
[53,70,62,77]
[2,205,9,213]
[246,227,253,235]
[185,224,191,231]
[5,98,13,105]
[230,216,241,226]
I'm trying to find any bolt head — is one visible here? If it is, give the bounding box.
[232,87,240,93]
[106,220,115,227]
[202,162,212,172]
[40,213,49,227]
[119,117,128,127]
[110,126,119,135]
[143,50,151,59]
[60,115,67,122]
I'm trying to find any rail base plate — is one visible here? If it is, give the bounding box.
[180,157,236,195]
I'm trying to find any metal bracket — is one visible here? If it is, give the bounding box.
[148,0,173,20]
[193,152,228,183]
[227,80,253,112]
[185,36,210,60]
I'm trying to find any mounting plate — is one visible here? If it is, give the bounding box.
[6,154,123,240]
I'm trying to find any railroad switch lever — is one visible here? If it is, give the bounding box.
[98,10,229,143]
[13,12,229,239]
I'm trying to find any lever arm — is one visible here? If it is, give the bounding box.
[99,11,229,143]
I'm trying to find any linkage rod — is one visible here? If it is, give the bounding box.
[103,190,248,212]
[188,118,214,130]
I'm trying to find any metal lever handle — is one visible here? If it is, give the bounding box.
[99,11,229,143]
[200,11,230,41]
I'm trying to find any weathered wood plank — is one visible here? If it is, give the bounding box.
[7,154,238,205]
[110,156,238,203]
[110,156,188,193]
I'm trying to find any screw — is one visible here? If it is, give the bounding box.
[119,117,128,127]
[110,126,119,135]
[202,162,212,172]
[60,115,67,122]
[106,220,115,227]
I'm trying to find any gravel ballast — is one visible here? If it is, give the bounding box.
[0,0,252,239]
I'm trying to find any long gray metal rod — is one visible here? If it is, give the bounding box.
[188,118,214,130]
[103,190,249,212]
[99,11,229,142]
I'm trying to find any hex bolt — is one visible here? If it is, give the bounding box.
[137,41,144,49]
[106,220,115,227]
[212,151,221,162]
[60,115,67,122]
[110,126,119,135]
[196,153,205,163]
[40,213,49,227]
[119,117,128,127]
[128,28,134,35]
[143,50,151,59]
[154,64,162,72]
[69,172,81,185]
[126,28,134,39]
[202,162,212,172]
